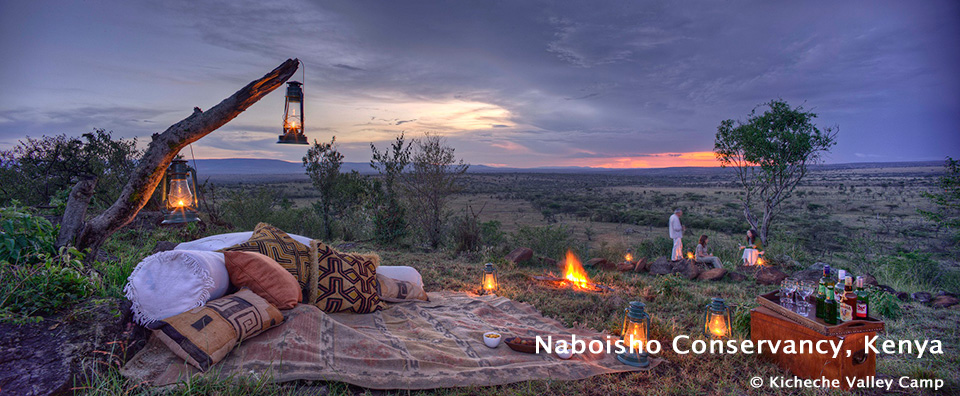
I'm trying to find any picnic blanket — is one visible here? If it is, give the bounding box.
[121,291,660,390]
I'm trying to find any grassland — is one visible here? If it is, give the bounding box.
[83,162,959,395]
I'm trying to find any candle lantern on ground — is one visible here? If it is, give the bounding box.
[617,301,651,368]
[480,263,499,295]
[161,159,200,224]
[703,297,732,339]
[278,81,307,144]
[624,248,634,264]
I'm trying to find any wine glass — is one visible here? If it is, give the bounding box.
[779,279,793,309]
[785,278,799,312]
[798,281,816,316]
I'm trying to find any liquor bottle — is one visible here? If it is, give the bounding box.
[816,265,831,319]
[824,286,838,325]
[855,276,869,319]
[840,277,857,322]
[834,270,846,322]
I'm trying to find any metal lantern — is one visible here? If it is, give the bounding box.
[161,159,200,224]
[624,248,634,265]
[480,263,499,295]
[278,81,307,144]
[618,301,651,368]
[703,297,733,339]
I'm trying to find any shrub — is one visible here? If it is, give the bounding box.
[873,251,940,292]
[510,224,580,260]
[1,205,58,263]
[1,247,95,323]
[633,236,673,260]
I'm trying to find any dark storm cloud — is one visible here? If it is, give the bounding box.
[0,0,957,166]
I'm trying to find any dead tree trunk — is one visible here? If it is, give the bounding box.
[56,177,98,249]
[66,59,299,262]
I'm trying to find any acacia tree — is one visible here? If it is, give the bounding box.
[370,132,412,244]
[403,134,468,249]
[714,99,837,245]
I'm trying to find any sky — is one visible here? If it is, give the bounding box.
[0,0,958,168]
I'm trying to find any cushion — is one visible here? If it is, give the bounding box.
[176,231,312,251]
[150,289,284,371]
[377,266,424,288]
[224,251,301,310]
[312,240,385,313]
[376,273,429,302]
[124,250,230,326]
[220,223,312,292]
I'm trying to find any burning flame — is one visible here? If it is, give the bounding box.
[708,314,728,338]
[562,250,594,290]
[686,252,694,260]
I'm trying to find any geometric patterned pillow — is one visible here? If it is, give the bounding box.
[313,241,385,314]
[220,223,312,292]
[149,289,284,371]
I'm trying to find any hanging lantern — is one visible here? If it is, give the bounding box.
[161,159,200,224]
[617,301,651,368]
[480,263,499,295]
[703,297,733,339]
[278,81,307,144]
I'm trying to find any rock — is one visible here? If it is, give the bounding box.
[617,261,636,272]
[505,247,533,264]
[862,274,879,287]
[791,268,823,283]
[896,292,910,302]
[152,241,179,254]
[0,298,142,396]
[936,290,957,298]
[728,271,747,282]
[877,284,897,294]
[539,256,558,267]
[649,257,673,275]
[676,259,701,280]
[585,258,607,267]
[736,264,762,276]
[755,267,788,285]
[931,295,959,309]
[641,286,657,302]
[911,292,933,303]
[634,258,649,272]
[698,268,728,281]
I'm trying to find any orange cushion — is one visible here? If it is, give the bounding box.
[220,223,312,292]
[224,251,301,309]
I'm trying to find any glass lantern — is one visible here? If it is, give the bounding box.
[278,81,308,144]
[480,263,499,295]
[617,301,651,368]
[703,297,732,339]
[624,248,634,264]
[161,159,200,224]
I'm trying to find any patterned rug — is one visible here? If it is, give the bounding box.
[121,291,660,390]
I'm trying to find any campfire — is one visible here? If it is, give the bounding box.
[533,250,614,293]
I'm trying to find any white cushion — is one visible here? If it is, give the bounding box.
[377,266,424,288]
[174,231,312,251]
[124,250,230,326]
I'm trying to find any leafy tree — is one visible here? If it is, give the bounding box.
[919,157,960,247]
[403,134,468,249]
[303,137,370,240]
[0,129,140,210]
[714,99,837,245]
[370,133,412,244]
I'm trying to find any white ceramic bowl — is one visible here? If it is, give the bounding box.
[483,332,502,348]
[555,340,573,359]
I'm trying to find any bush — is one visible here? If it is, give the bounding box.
[1,247,95,322]
[873,251,940,292]
[633,236,674,260]
[1,205,58,263]
[511,224,581,260]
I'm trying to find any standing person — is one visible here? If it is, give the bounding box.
[696,235,723,269]
[669,209,684,261]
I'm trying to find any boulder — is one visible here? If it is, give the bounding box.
[585,258,616,271]
[791,267,823,283]
[896,292,910,302]
[539,256,558,268]
[617,260,636,272]
[911,292,932,304]
[877,284,897,294]
[152,240,179,254]
[728,271,747,282]
[755,267,788,286]
[862,274,879,287]
[931,295,959,309]
[505,247,533,264]
[649,257,673,275]
[698,268,728,281]
[936,290,958,298]
[0,298,144,396]
[676,259,701,280]
[634,258,649,272]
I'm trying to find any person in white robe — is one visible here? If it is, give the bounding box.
[669,209,684,261]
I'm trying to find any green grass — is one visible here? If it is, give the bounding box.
[80,227,960,395]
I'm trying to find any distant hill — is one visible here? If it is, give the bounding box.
[190,158,944,176]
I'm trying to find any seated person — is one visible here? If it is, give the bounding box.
[695,235,722,269]
[739,229,764,265]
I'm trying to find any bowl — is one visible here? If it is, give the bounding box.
[483,332,502,348]
[554,340,573,360]
[503,337,540,353]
